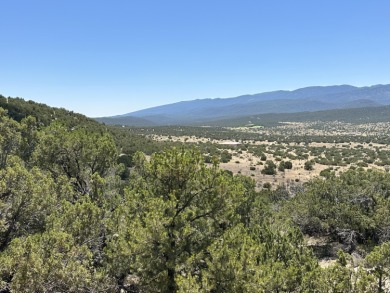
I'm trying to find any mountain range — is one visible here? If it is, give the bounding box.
[95,84,390,126]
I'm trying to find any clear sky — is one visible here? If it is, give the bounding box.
[1,0,390,117]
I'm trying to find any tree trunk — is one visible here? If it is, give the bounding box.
[378,269,383,293]
[166,225,177,293]
[167,267,177,293]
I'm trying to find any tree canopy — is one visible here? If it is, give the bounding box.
[0,99,390,292]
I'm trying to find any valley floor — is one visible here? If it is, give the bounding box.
[151,127,390,190]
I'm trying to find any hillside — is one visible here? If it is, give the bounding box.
[0,94,163,157]
[98,84,390,126]
[208,104,390,127]
[0,95,98,127]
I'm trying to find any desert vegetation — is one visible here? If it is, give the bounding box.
[1,96,390,292]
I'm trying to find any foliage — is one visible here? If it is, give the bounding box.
[263,182,272,189]
[304,160,315,171]
[33,122,117,195]
[0,159,69,250]
[366,241,390,292]
[284,169,390,249]
[319,167,335,178]
[220,150,232,163]
[0,231,114,292]
[261,160,277,175]
[0,108,22,168]
[0,95,97,128]
[105,148,245,291]
[181,223,317,292]
[1,97,390,292]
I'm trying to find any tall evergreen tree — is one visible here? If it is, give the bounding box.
[106,148,245,292]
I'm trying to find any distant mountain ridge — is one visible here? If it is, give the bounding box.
[96,84,390,126]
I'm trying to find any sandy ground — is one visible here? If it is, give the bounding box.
[218,150,337,190]
[150,134,388,190]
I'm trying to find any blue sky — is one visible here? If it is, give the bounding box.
[1,0,390,117]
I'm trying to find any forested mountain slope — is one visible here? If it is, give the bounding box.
[0,95,163,157]
[98,84,390,126]
[209,104,390,127]
[0,95,97,127]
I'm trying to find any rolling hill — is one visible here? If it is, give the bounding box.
[208,104,390,127]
